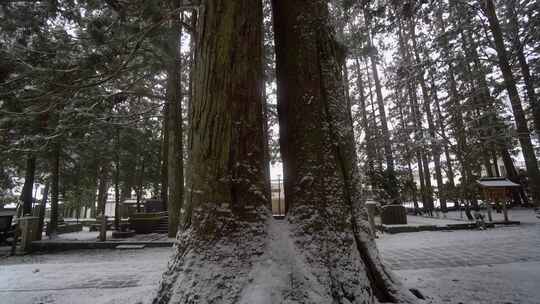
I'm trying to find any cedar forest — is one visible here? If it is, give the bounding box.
[1,0,539,303]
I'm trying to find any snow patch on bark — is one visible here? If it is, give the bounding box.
[239,219,327,303]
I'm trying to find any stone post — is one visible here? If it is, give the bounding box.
[365,202,378,237]
[18,216,39,254]
[33,205,44,240]
[99,216,107,241]
[502,199,509,222]
[486,202,493,222]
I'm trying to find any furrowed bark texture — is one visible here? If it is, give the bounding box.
[272,1,415,302]
[154,0,269,302]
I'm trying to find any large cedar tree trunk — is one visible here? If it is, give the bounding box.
[114,129,121,229]
[482,0,540,207]
[48,143,60,236]
[395,86,420,209]
[272,0,416,302]
[182,10,198,224]
[20,156,36,216]
[364,12,398,200]
[501,148,528,204]
[354,58,376,175]
[166,6,184,237]
[364,62,385,171]
[160,104,169,209]
[37,181,49,240]
[96,164,109,242]
[396,15,432,211]
[445,2,476,206]
[154,0,269,302]
[505,1,540,143]
[434,4,457,191]
[410,21,445,213]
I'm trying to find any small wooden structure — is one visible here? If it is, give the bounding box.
[380,205,408,225]
[477,178,520,222]
[0,210,16,245]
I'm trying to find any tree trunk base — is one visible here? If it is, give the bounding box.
[154,211,418,304]
[153,208,269,304]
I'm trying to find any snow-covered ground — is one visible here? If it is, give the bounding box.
[443,207,539,223]
[395,262,540,304]
[0,248,173,304]
[377,209,540,303]
[53,228,112,241]
[0,209,539,304]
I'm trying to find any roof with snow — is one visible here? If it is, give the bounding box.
[476,178,521,188]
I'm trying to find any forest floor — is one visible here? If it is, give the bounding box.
[378,221,540,303]
[0,247,172,304]
[0,209,539,304]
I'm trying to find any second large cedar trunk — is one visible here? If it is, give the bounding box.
[272,0,415,302]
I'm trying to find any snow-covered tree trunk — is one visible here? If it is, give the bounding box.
[20,156,36,216]
[272,0,417,302]
[37,181,49,240]
[395,85,420,209]
[96,164,109,242]
[364,11,398,201]
[410,21,445,213]
[160,104,169,209]
[153,0,270,302]
[48,142,60,236]
[404,17,434,213]
[354,58,376,175]
[166,5,184,238]
[364,62,386,172]
[396,15,431,211]
[136,156,145,212]
[433,2,457,192]
[181,11,197,227]
[114,129,121,229]
[505,1,540,144]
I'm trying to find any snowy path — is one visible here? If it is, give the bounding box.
[0,248,172,304]
[396,261,540,304]
[377,218,540,303]
[378,224,540,270]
